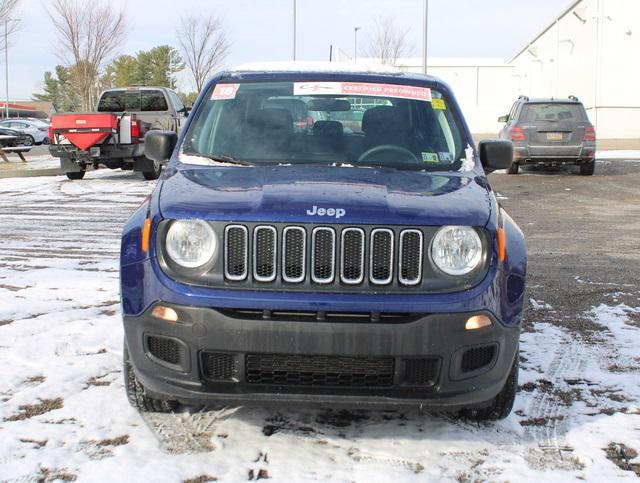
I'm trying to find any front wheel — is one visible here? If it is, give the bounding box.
[461,350,519,421]
[507,162,519,175]
[66,170,86,180]
[142,160,162,180]
[580,160,595,176]
[124,341,177,413]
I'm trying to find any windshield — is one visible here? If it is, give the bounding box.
[522,103,588,122]
[182,80,467,171]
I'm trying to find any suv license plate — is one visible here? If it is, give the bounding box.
[90,147,100,157]
[546,132,563,141]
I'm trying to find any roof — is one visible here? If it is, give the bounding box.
[225,61,446,87]
[232,61,404,75]
[508,0,583,63]
[519,97,582,103]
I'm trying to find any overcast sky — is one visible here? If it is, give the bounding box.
[9,0,573,100]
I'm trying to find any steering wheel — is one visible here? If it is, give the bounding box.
[357,144,421,166]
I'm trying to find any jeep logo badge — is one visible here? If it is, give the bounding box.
[306,205,346,219]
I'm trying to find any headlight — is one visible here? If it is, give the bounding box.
[165,219,217,268]
[430,226,483,276]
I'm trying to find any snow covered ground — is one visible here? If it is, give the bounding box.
[1,170,639,482]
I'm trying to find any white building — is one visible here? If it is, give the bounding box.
[352,0,639,139]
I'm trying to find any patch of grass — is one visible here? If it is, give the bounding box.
[605,443,640,476]
[19,438,47,448]
[25,375,46,384]
[38,467,77,482]
[183,477,217,483]
[96,435,129,447]
[5,398,63,421]
[519,415,565,427]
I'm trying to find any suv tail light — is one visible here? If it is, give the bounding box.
[509,127,526,141]
[48,126,54,143]
[583,126,596,142]
[130,114,142,142]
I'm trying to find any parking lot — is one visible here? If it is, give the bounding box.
[1,158,639,481]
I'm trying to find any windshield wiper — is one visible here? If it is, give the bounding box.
[183,152,255,166]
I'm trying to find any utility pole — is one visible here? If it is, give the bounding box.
[354,27,360,63]
[293,0,297,61]
[422,0,429,74]
[4,18,19,119]
[4,20,9,119]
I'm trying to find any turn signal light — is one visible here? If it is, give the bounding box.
[141,218,151,253]
[151,305,178,323]
[497,227,506,262]
[465,315,492,330]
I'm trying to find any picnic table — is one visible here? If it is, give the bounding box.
[0,134,30,162]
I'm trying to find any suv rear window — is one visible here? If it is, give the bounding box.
[97,90,168,112]
[521,103,587,122]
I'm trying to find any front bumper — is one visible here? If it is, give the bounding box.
[124,303,519,411]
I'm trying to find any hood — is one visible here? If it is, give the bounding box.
[159,165,491,227]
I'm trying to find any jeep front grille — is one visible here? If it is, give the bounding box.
[223,223,428,289]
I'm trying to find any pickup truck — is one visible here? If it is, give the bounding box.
[49,86,189,180]
[120,64,527,420]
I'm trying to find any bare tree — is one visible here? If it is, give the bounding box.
[177,14,230,92]
[363,16,414,66]
[0,0,21,51]
[47,0,126,111]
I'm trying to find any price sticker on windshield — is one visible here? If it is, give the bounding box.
[211,83,240,100]
[294,82,432,102]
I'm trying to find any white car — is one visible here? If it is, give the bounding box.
[0,119,49,145]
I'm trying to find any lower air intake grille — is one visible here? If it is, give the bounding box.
[402,358,439,386]
[201,352,237,381]
[245,353,394,387]
[461,345,496,373]
[147,336,180,365]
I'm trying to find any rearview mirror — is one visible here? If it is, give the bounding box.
[145,130,178,163]
[479,140,513,173]
[498,115,509,123]
[307,98,351,112]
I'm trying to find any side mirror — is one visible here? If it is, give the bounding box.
[182,106,191,117]
[145,130,178,163]
[498,115,509,123]
[479,140,513,173]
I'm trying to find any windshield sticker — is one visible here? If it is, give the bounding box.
[421,152,439,163]
[293,82,432,102]
[211,83,240,100]
[432,98,446,110]
[438,152,453,163]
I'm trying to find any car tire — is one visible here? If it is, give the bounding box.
[580,160,595,176]
[507,162,519,175]
[42,137,50,145]
[123,341,177,413]
[66,170,86,180]
[461,350,519,421]
[23,135,35,147]
[142,160,162,180]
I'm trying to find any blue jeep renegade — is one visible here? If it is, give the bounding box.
[120,63,526,420]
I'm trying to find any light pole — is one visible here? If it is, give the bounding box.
[354,27,360,63]
[422,0,429,74]
[4,18,19,119]
[292,0,297,61]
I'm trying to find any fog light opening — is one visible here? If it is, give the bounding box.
[465,315,492,330]
[151,305,178,323]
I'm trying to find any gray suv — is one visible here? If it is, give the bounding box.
[498,96,596,175]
